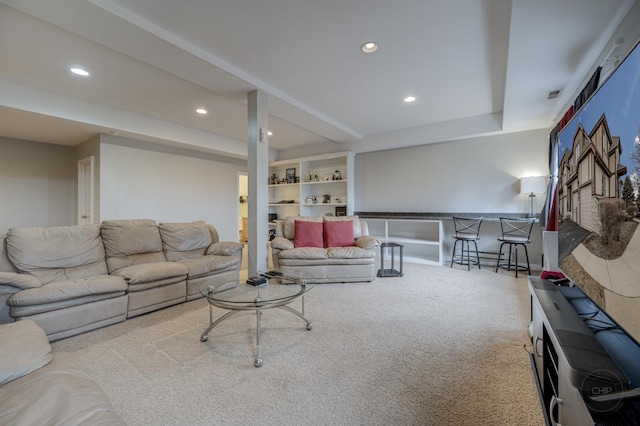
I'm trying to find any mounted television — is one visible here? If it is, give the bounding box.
[555,39,640,343]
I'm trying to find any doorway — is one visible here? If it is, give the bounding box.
[238,173,248,243]
[77,156,94,224]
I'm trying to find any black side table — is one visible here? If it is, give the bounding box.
[378,242,404,277]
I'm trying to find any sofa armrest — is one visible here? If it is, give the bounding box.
[0,320,52,386]
[0,272,42,290]
[270,237,294,251]
[206,241,243,256]
[354,236,380,250]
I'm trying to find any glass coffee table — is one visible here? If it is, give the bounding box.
[199,271,314,367]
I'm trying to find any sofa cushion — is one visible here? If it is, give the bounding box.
[0,351,124,425]
[101,219,166,273]
[283,216,323,240]
[7,276,127,307]
[158,221,212,261]
[0,320,52,386]
[323,215,362,238]
[324,220,354,247]
[294,221,324,248]
[278,247,329,260]
[6,225,109,284]
[327,246,376,259]
[177,255,239,278]
[110,262,189,285]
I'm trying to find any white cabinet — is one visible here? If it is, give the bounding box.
[365,218,444,266]
[268,152,354,220]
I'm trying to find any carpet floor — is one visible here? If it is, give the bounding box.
[52,263,544,425]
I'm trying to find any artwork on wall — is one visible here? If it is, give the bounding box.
[286,168,296,183]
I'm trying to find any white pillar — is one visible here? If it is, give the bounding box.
[247,90,269,274]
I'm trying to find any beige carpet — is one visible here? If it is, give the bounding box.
[52,264,544,426]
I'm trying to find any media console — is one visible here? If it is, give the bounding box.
[528,277,640,425]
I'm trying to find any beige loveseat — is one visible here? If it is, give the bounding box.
[270,216,379,283]
[0,320,123,425]
[0,220,242,341]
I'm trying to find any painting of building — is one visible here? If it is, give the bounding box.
[558,113,626,234]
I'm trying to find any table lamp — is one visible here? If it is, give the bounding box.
[520,176,547,218]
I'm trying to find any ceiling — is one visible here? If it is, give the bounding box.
[1,0,639,160]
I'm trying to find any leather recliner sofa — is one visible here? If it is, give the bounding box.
[0,219,242,341]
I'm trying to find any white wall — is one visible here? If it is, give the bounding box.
[99,136,247,242]
[354,128,550,213]
[353,128,550,266]
[0,136,76,233]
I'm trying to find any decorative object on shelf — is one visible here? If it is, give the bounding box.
[321,174,331,181]
[335,206,347,216]
[276,199,295,204]
[268,213,278,222]
[520,176,546,218]
[294,176,299,183]
[333,197,341,203]
[305,195,317,204]
[270,173,278,185]
[239,195,248,204]
[325,212,334,216]
[323,194,330,203]
[286,168,296,183]
[333,170,342,180]
[280,178,288,184]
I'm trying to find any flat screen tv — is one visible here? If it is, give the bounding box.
[555,39,640,343]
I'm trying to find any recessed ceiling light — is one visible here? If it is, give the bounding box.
[70,67,89,76]
[196,108,208,115]
[361,42,378,53]
[403,96,417,103]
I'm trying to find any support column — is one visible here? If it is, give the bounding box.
[247,90,269,275]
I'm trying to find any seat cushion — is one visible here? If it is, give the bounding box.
[7,275,128,307]
[278,247,328,260]
[110,262,189,285]
[177,255,239,278]
[327,247,376,259]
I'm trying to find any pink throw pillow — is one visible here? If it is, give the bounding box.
[294,221,324,248]
[324,220,354,247]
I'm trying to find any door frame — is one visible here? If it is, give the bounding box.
[78,156,95,224]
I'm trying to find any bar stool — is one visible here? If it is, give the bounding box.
[450,217,483,270]
[495,217,535,277]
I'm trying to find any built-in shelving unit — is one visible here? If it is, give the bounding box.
[365,218,443,266]
[268,152,354,220]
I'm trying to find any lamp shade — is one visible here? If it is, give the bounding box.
[520,176,546,194]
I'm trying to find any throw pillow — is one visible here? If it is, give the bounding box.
[0,320,52,386]
[324,220,354,247]
[294,220,324,248]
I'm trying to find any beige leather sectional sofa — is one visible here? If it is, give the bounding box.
[270,215,379,283]
[0,219,243,341]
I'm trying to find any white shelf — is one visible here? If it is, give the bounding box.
[268,152,354,219]
[367,218,444,265]
[301,179,347,185]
